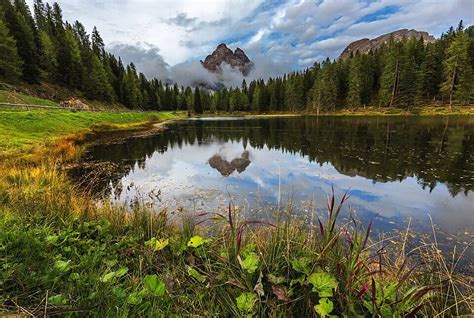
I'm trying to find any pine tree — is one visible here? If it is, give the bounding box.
[418,42,442,101]
[398,38,419,108]
[38,30,56,80]
[2,0,40,82]
[121,64,142,108]
[441,30,470,106]
[83,54,114,102]
[0,19,22,79]
[91,26,104,58]
[251,85,262,113]
[194,87,202,114]
[347,54,363,107]
[379,39,402,107]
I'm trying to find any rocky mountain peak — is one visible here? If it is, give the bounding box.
[201,44,254,76]
[339,29,436,59]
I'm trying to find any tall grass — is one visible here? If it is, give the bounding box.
[0,160,472,316]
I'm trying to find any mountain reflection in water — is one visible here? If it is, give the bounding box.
[208,151,251,176]
[74,116,474,250]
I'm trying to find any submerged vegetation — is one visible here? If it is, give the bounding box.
[0,112,472,316]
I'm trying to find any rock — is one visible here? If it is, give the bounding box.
[339,29,436,59]
[201,43,254,76]
[60,98,91,110]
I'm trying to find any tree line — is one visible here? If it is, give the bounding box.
[0,0,472,112]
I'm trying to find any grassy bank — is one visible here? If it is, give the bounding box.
[0,108,472,316]
[0,109,184,156]
[239,105,473,117]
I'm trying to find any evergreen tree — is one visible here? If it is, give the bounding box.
[122,64,142,108]
[83,54,114,102]
[194,87,202,114]
[38,30,56,80]
[347,54,363,107]
[2,0,40,82]
[379,39,402,107]
[418,42,443,101]
[441,30,470,106]
[0,19,22,79]
[91,26,104,58]
[398,38,420,108]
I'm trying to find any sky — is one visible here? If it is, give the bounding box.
[27,0,474,85]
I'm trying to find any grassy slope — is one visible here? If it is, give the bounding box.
[0,89,59,107]
[0,110,182,152]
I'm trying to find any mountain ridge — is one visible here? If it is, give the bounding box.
[339,29,436,59]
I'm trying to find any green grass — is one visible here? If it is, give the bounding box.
[330,105,473,116]
[0,110,183,152]
[0,164,471,316]
[0,89,59,107]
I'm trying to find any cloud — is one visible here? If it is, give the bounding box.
[108,42,171,80]
[109,41,295,88]
[28,0,474,76]
[165,13,198,28]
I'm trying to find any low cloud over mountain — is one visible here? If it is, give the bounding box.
[109,41,292,89]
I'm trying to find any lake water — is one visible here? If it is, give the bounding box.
[79,116,473,249]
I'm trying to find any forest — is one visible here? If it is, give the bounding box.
[0,0,473,113]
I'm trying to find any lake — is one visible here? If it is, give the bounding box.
[77,116,473,250]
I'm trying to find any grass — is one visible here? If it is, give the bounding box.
[0,109,184,154]
[329,105,474,116]
[0,164,471,316]
[0,103,472,316]
[0,89,59,107]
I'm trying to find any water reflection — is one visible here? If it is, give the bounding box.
[209,150,251,176]
[75,116,474,243]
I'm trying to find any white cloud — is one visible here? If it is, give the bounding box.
[27,0,474,80]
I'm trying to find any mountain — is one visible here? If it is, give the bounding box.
[201,43,254,76]
[339,29,436,59]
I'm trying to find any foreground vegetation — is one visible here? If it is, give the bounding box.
[0,110,472,316]
[1,163,472,316]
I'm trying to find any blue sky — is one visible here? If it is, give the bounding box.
[27,0,474,83]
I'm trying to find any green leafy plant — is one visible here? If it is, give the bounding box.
[144,274,166,297]
[308,272,337,297]
[240,252,260,274]
[236,292,257,315]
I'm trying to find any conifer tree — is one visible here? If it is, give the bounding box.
[0,19,22,79]
[2,0,40,82]
[91,26,104,58]
[347,54,363,107]
[83,53,114,102]
[38,30,56,80]
[441,30,470,106]
[194,87,203,114]
[418,42,442,101]
[379,39,402,107]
